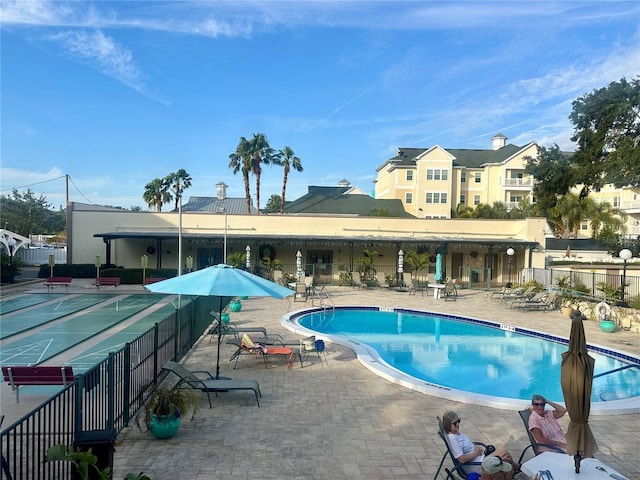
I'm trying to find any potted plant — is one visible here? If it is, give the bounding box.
[137,385,199,439]
[46,444,150,479]
[555,275,574,317]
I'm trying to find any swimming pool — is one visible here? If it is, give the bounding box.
[283,306,640,414]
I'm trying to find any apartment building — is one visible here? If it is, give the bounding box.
[374,134,640,240]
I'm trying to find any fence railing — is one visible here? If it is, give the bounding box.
[0,295,216,480]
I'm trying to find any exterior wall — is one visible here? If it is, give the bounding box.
[483,143,537,208]
[414,147,454,218]
[69,202,548,284]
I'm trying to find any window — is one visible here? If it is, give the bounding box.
[614,196,620,207]
[460,194,466,205]
[461,172,466,183]
[426,192,448,204]
[581,220,589,230]
[406,170,413,181]
[475,173,481,183]
[474,195,481,205]
[427,169,448,181]
[405,192,413,204]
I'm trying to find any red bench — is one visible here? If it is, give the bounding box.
[44,276,72,291]
[2,366,76,402]
[143,277,167,285]
[95,277,121,288]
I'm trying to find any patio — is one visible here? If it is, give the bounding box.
[111,286,640,480]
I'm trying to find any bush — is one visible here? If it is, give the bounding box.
[37,265,177,284]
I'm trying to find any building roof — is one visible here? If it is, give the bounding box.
[182,197,258,214]
[284,186,414,217]
[378,143,529,171]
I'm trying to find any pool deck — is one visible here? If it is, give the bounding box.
[2,281,640,479]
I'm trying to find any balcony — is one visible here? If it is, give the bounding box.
[503,177,534,187]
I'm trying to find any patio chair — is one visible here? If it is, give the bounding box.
[162,361,262,407]
[501,285,535,305]
[408,277,426,296]
[229,333,296,369]
[351,271,367,289]
[293,282,308,302]
[207,316,282,344]
[516,409,565,464]
[515,291,559,311]
[490,286,524,302]
[443,279,457,301]
[433,416,486,480]
[299,335,326,368]
[506,290,543,309]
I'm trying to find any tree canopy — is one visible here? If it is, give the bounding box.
[0,189,65,237]
[570,77,640,191]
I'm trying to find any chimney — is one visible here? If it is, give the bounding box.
[216,182,228,200]
[492,133,507,150]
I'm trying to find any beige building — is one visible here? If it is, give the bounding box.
[68,201,547,289]
[375,133,639,240]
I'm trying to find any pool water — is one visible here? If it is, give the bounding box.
[294,307,640,404]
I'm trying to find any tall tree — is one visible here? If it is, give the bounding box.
[570,77,640,192]
[550,193,587,238]
[583,199,627,239]
[264,194,282,213]
[0,189,65,237]
[525,144,574,214]
[143,178,170,212]
[247,133,275,213]
[228,137,253,214]
[165,169,192,211]
[276,146,303,213]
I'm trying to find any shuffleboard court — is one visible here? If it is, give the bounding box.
[0,295,163,366]
[0,294,118,339]
[0,293,67,315]
[67,300,193,373]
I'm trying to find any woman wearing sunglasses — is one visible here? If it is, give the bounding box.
[527,394,567,453]
[442,411,519,478]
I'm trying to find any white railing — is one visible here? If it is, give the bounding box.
[16,247,67,265]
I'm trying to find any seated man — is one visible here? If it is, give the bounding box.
[527,394,567,453]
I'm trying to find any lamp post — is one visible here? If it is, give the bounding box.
[398,249,404,287]
[619,248,632,305]
[245,245,251,271]
[216,182,228,265]
[506,248,515,288]
[49,254,55,278]
[95,254,101,279]
[178,179,183,276]
[141,254,148,284]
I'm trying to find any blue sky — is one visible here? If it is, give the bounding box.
[1,1,639,211]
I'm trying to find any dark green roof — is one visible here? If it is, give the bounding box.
[379,143,529,171]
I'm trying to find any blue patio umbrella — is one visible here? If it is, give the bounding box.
[435,253,443,282]
[146,264,294,378]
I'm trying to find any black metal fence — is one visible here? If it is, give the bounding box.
[0,295,217,480]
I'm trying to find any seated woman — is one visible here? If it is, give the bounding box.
[442,410,519,478]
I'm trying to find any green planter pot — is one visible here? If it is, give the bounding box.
[239,296,248,300]
[229,300,242,312]
[149,414,181,439]
[221,313,231,323]
[600,320,616,333]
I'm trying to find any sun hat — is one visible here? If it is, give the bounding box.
[481,455,512,474]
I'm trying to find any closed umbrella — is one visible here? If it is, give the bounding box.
[435,253,443,282]
[561,310,598,473]
[146,264,294,378]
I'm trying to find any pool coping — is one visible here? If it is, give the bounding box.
[282,305,640,416]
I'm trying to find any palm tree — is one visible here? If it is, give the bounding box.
[165,169,192,211]
[247,133,275,213]
[551,193,586,238]
[356,248,378,284]
[404,250,430,281]
[143,178,170,212]
[584,198,627,238]
[229,137,253,214]
[277,146,303,213]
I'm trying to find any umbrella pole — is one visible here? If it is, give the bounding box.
[574,454,582,473]
[216,298,223,380]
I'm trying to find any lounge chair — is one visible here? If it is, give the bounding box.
[515,291,559,311]
[433,416,486,480]
[229,333,296,369]
[504,288,540,308]
[501,286,535,305]
[162,361,262,407]
[443,279,457,301]
[516,409,565,464]
[351,271,367,289]
[207,316,282,344]
[293,282,308,302]
[408,277,427,296]
[490,286,524,302]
